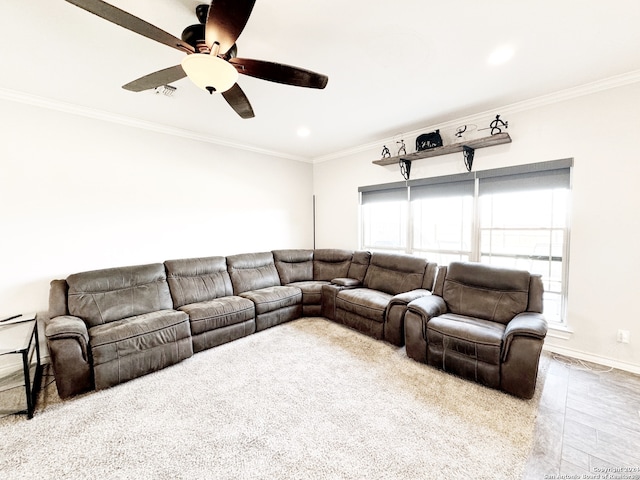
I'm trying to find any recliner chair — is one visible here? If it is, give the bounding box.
[404,261,548,399]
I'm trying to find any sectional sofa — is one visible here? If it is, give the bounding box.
[45,249,547,400]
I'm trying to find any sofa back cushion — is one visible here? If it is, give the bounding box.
[526,274,544,313]
[67,263,173,328]
[164,256,233,308]
[347,250,371,283]
[227,252,281,294]
[363,253,427,295]
[422,262,438,290]
[442,262,531,325]
[313,249,353,281]
[272,249,314,284]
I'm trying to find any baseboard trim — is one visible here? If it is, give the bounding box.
[543,344,640,375]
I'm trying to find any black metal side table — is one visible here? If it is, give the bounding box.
[0,314,42,419]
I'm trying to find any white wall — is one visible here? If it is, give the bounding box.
[0,99,314,318]
[2,81,639,374]
[313,81,640,372]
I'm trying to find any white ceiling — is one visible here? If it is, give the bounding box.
[2,1,640,161]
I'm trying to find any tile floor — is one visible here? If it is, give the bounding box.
[524,353,640,479]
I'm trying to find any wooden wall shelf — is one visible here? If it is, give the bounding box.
[373,132,512,166]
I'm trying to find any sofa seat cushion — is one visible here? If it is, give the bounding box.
[427,313,505,366]
[288,280,330,305]
[89,309,190,366]
[239,286,302,314]
[336,288,392,323]
[179,296,255,335]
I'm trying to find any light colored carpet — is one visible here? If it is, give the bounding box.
[0,318,547,479]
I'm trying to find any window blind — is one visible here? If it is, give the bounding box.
[410,172,475,200]
[477,158,572,195]
[359,181,407,205]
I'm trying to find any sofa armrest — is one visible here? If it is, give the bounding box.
[331,277,361,288]
[502,312,547,361]
[404,296,446,362]
[407,295,447,320]
[389,289,432,307]
[45,315,94,398]
[384,289,433,346]
[45,315,89,342]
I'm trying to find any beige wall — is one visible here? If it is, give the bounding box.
[2,80,639,374]
[0,99,314,317]
[313,81,640,372]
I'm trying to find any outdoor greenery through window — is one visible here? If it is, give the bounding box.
[359,159,572,325]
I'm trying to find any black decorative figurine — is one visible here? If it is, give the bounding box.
[488,115,508,135]
[397,140,406,156]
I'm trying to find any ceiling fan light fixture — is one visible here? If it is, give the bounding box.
[181,53,238,93]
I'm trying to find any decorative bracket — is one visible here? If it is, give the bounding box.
[463,146,475,172]
[399,158,412,180]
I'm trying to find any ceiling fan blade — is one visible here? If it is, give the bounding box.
[122,65,187,92]
[222,83,255,119]
[230,58,328,89]
[65,0,194,54]
[205,0,256,55]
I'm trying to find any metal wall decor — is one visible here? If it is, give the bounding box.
[416,129,443,151]
[455,124,477,139]
[396,139,407,156]
[479,115,508,135]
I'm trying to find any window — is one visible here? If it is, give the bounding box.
[359,159,572,325]
[477,163,571,323]
[360,185,408,252]
[411,175,475,265]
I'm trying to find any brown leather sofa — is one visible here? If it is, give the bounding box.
[164,256,256,353]
[226,252,303,332]
[45,252,546,400]
[46,263,193,398]
[333,252,437,342]
[45,249,384,398]
[273,249,353,316]
[404,261,548,399]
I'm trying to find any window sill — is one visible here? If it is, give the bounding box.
[546,322,574,341]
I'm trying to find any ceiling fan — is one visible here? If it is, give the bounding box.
[65,0,329,119]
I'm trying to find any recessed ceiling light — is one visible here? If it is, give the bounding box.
[488,45,515,66]
[297,126,311,138]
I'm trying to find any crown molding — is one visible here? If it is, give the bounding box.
[4,69,640,165]
[0,87,308,163]
[312,69,640,164]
